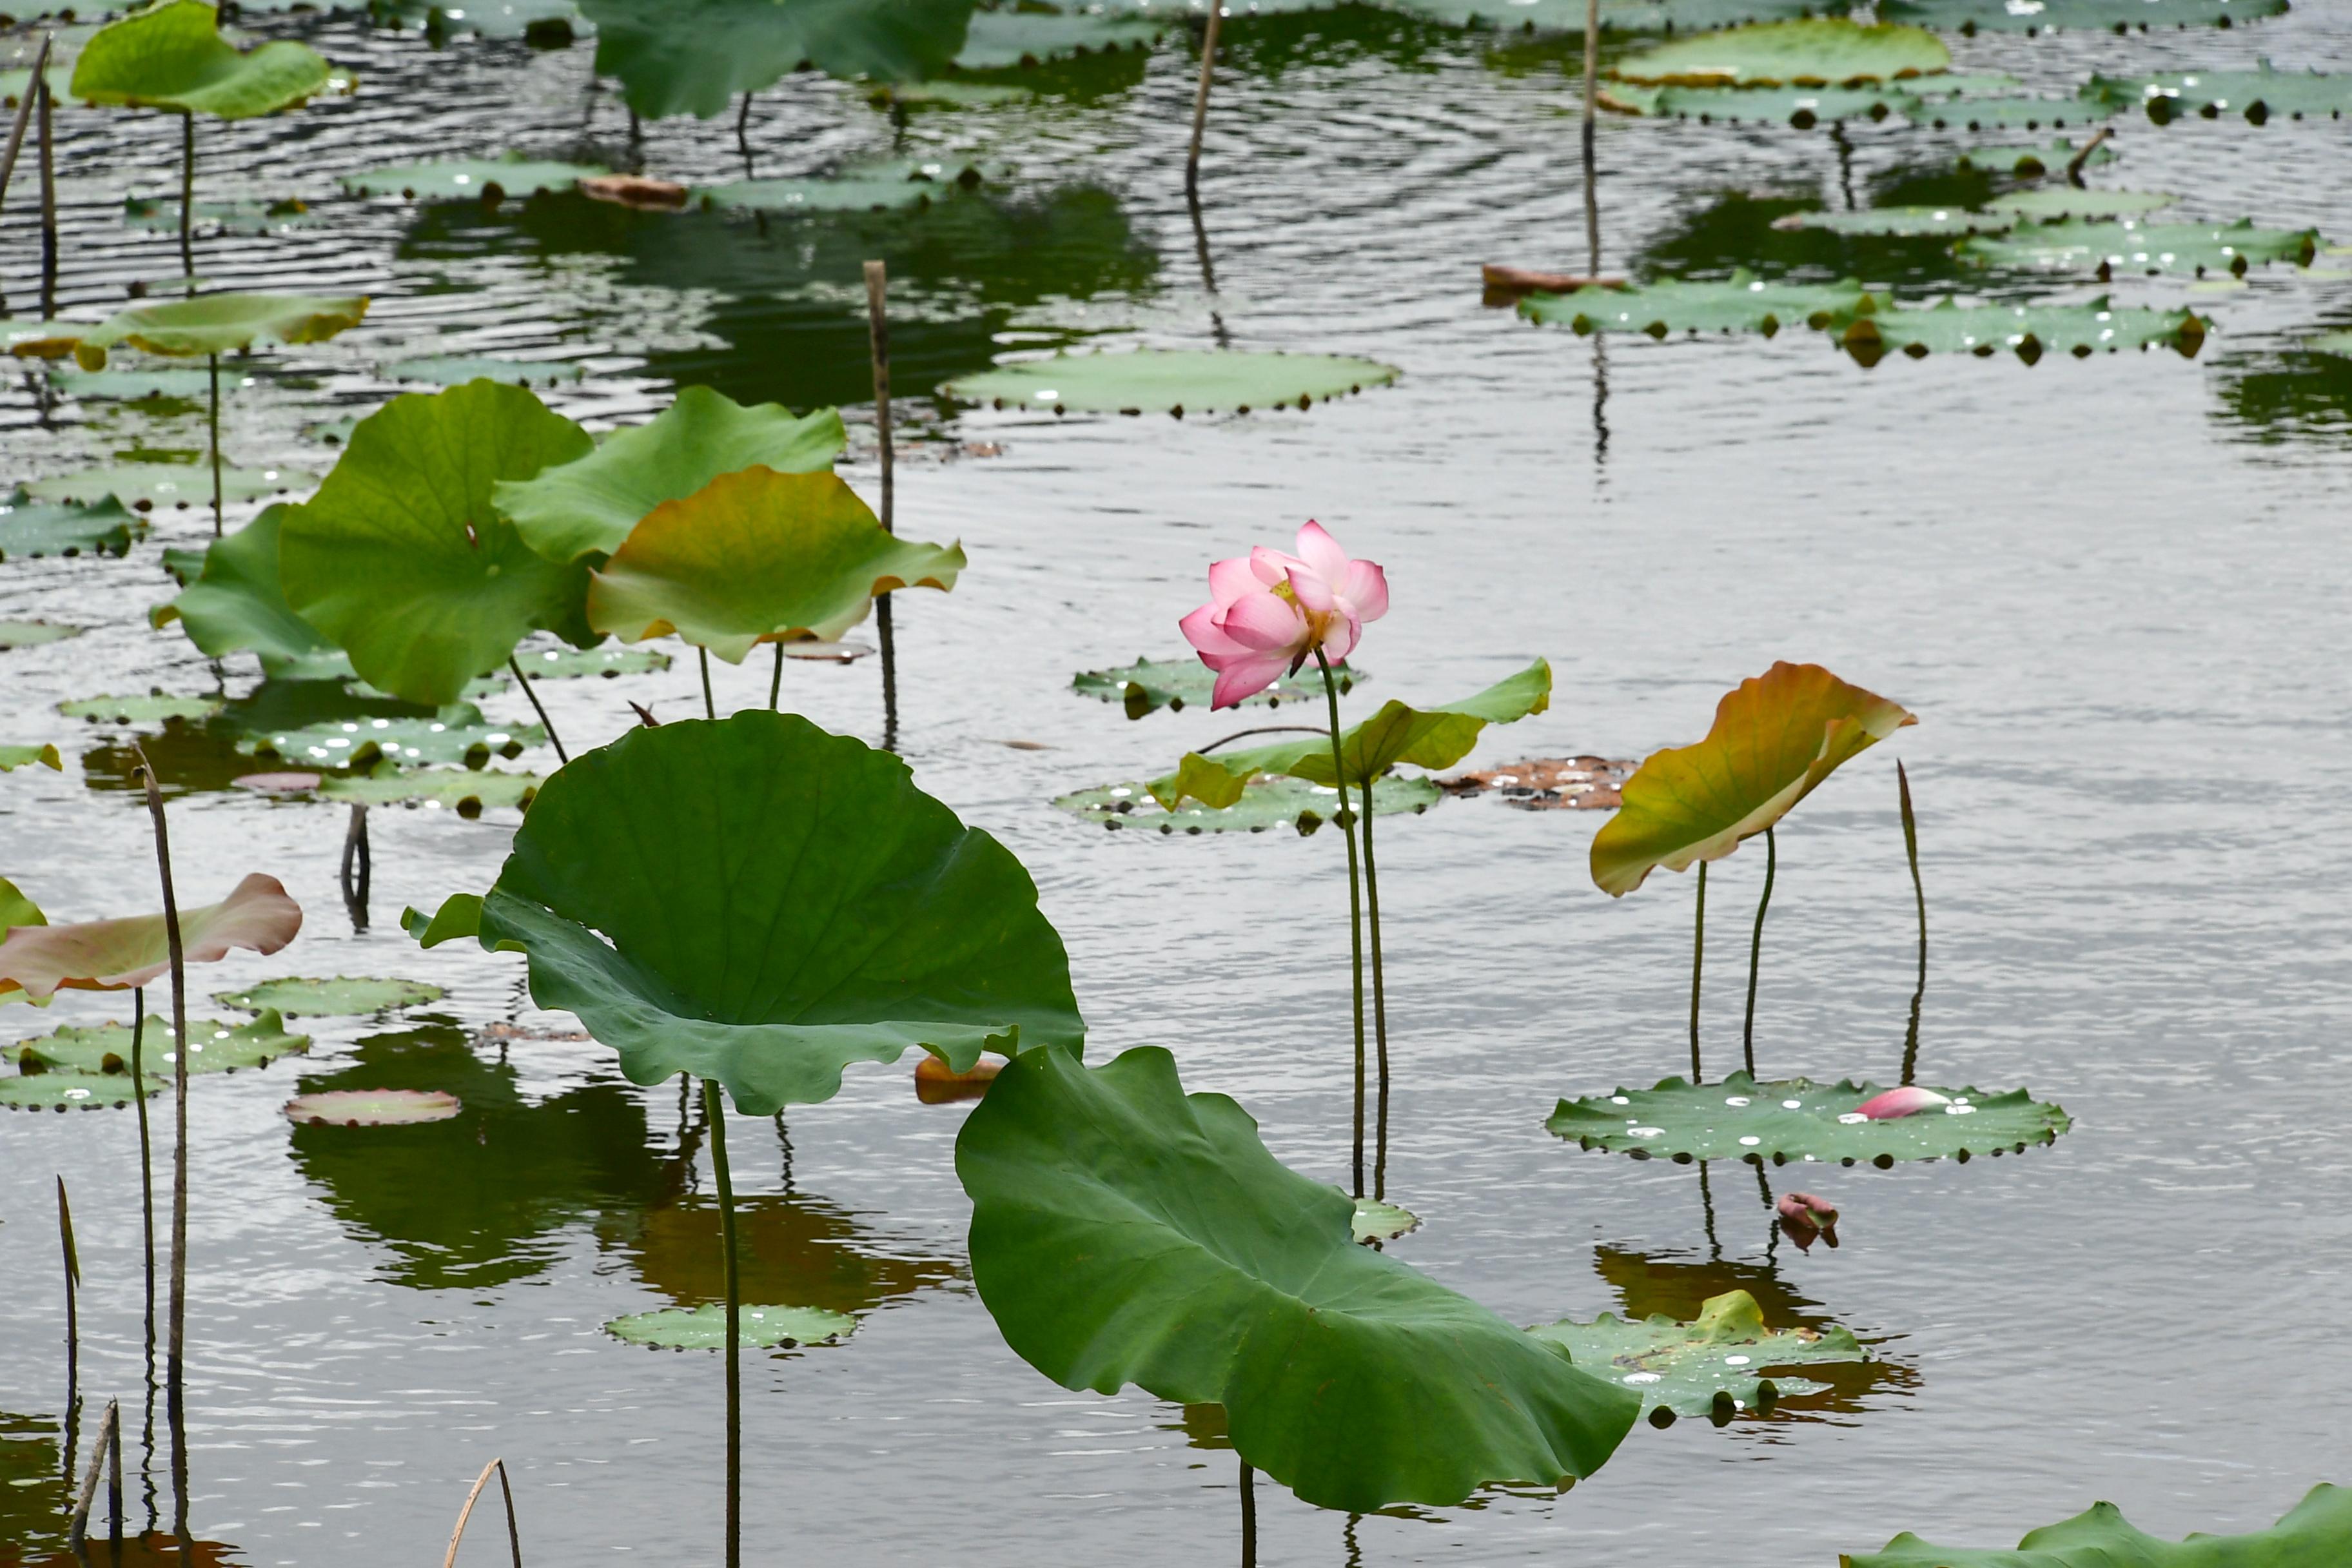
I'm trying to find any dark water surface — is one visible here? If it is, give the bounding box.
[4,5,2352,1564]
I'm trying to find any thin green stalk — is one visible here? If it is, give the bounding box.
[132,988,155,1352]
[1688,860,1707,1084]
[179,113,193,277]
[700,1079,740,1568]
[206,354,222,537]
[507,655,568,765]
[1313,647,1367,1199]
[1239,1458,1256,1568]
[769,642,783,710]
[1358,772,1390,1202]
[700,647,716,720]
[1899,760,1926,1086]
[57,1176,77,1402]
[1742,826,1775,1078]
[130,747,191,1541]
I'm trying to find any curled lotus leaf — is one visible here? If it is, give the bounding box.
[1072,655,1362,719]
[1847,1482,2352,1568]
[341,158,612,200]
[1776,205,2012,237]
[0,873,302,1003]
[580,0,979,119]
[587,468,962,664]
[1529,1288,1864,1422]
[1603,82,1921,126]
[1963,218,2320,280]
[59,694,224,724]
[0,490,141,561]
[2086,65,2352,126]
[23,462,311,509]
[1520,271,1872,338]
[1057,774,1441,838]
[1838,297,2208,366]
[213,975,444,1016]
[605,1304,858,1350]
[280,382,598,705]
[152,507,348,680]
[384,356,585,387]
[239,705,542,769]
[1985,187,2179,222]
[68,292,368,371]
[284,1088,462,1125]
[69,0,339,120]
[0,877,43,934]
[407,712,1085,1115]
[1879,0,2286,34]
[319,767,544,814]
[493,385,847,564]
[1589,661,1914,897]
[957,1045,1641,1511]
[0,620,82,649]
[1609,19,1949,88]
[1956,138,2117,176]
[1546,1070,2072,1166]
[14,1010,309,1076]
[0,745,63,772]
[942,348,1400,416]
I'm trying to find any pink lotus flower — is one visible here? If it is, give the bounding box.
[1854,1086,1950,1121]
[1178,521,1388,709]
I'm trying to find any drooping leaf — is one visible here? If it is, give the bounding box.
[409,712,1085,1114]
[0,490,141,561]
[942,348,1400,416]
[59,694,225,724]
[1838,296,2208,366]
[284,1087,463,1125]
[957,1045,1641,1511]
[587,469,963,663]
[280,382,598,705]
[1072,655,1364,719]
[1520,271,1872,338]
[69,0,338,119]
[318,767,544,813]
[151,506,348,680]
[0,745,63,772]
[1963,218,2320,279]
[1057,774,1442,836]
[384,356,585,387]
[1547,1070,2071,1166]
[239,703,540,768]
[0,877,43,935]
[1879,0,2286,34]
[14,1010,309,1075]
[580,0,979,119]
[1529,1289,1865,1422]
[0,873,303,1002]
[1776,204,2012,237]
[67,292,368,371]
[1985,187,2178,221]
[1955,137,2117,176]
[493,385,847,563]
[1847,1482,2352,1568]
[340,157,611,200]
[2085,64,2352,126]
[1609,19,1949,88]
[1603,81,1921,127]
[1590,661,1914,897]
[0,620,81,650]
[605,1304,857,1349]
[23,462,311,509]
[511,643,672,678]
[213,975,443,1016]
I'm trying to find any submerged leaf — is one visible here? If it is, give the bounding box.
[284,1088,463,1125]
[213,975,443,1016]
[1547,1070,2070,1165]
[152,507,348,680]
[1057,774,1442,836]
[1847,1481,2352,1567]
[1530,1289,1865,1420]
[68,292,368,370]
[1072,656,1363,718]
[0,873,302,1002]
[70,0,338,119]
[59,694,225,724]
[1521,270,1871,338]
[605,1303,857,1349]
[1609,19,1949,88]
[0,490,141,561]
[943,348,1400,415]
[954,8,1162,68]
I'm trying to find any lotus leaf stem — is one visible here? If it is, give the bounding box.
[0,34,48,213]
[132,987,156,1356]
[130,744,192,1541]
[701,1079,741,1568]
[207,354,223,538]
[507,656,569,764]
[865,260,898,750]
[1358,770,1391,1202]
[768,642,783,711]
[37,68,56,291]
[699,647,716,720]
[179,113,194,277]
[1696,1159,1719,1260]
[57,1176,77,1401]
[1899,760,1926,1086]
[735,92,754,178]
[2066,128,2112,188]
[1743,826,1775,1078]
[439,1456,521,1568]
[1197,723,1325,754]
[1186,4,1222,198]
[1689,860,1707,1083]
[1580,0,1599,275]
[1239,1458,1256,1568]
[66,1397,121,1554]
[1315,647,1369,1198]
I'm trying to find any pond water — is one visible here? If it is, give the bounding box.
[4,5,2352,1565]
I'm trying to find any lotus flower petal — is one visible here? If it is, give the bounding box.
[0,874,303,1001]
[1854,1086,1950,1121]
[1211,654,1297,709]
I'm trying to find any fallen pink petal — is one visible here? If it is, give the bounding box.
[0,874,304,1001]
[1854,1086,1952,1121]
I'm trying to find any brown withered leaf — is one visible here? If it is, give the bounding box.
[1442,756,1635,811]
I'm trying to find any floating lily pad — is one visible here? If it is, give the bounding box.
[59,693,224,725]
[0,1069,160,1110]
[1531,1289,1865,1422]
[1547,1070,2072,1166]
[22,463,312,508]
[318,768,544,814]
[362,0,583,39]
[382,357,587,387]
[70,0,338,120]
[1838,296,2208,365]
[1442,755,1634,810]
[2088,65,2351,126]
[1605,82,1919,127]
[1956,138,2116,176]
[1906,72,2028,99]
[50,366,233,401]
[1396,0,1845,26]
[943,349,1400,416]
[284,1088,463,1125]
[15,1010,309,1076]
[0,490,141,560]
[1776,205,2011,237]
[698,161,985,215]
[1609,20,1949,88]
[239,707,541,768]
[124,195,322,234]
[213,976,444,1017]
[1984,187,2178,220]
[1072,656,1363,719]
[0,744,62,772]
[511,644,672,678]
[1350,1197,1420,1244]
[1521,271,1870,337]
[340,158,611,201]
[1910,93,2110,132]
[876,79,1029,108]
[152,507,348,680]
[1965,218,2319,279]
[954,8,1162,68]
[69,292,369,371]
[605,1303,858,1350]
[1879,0,2286,34]
[1057,774,1441,836]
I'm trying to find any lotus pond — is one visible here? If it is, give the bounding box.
[3,1,2351,1564]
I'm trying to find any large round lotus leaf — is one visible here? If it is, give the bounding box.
[69,0,338,119]
[1777,205,2012,237]
[280,382,598,706]
[1609,20,1948,88]
[581,0,977,118]
[70,293,367,370]
[152,506,344,680]
[1072,656,1364,720]
[1057,774,1442,837]
[407,711,1086,1114]
[213,976,443,1016]
[0,873,302,1003]
[0,744,63,772]
[957,1045,1641,1511]
[1880,0,2285,34]
[0,1069,161,1110]
[1838,296,2207,366]
[240,705,541,768]
[1955,139,2116,176]
[587,469,963,664]
[1520,271,1871,338]
[319,767,543,812]
[1986,188,2178,221]
[943,349,1399,416]
[0,620,81,649]
[1964,219,2320,279]
[2087,66,2352,124]
[340,158,611,200]
[954,8,1162,68]
[384,356,585,388]
[1591,661,1914,897]
[284,1088,462,1126]
[513,644,672,679]
[1546,1070,2072,1166]
[23,462,311,508]
[1604,82,1921,126]
[15,1010,309,1075]
[605,1303,857,1350]
[1848,1482,2352,1568]
[0,490,139,560]
[493,386,847,563]
[59,694,224,724]
[1530,1289,1865,1421]
[1910,94,2111,133]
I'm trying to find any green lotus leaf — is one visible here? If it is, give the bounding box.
[511,643,672,679]
[1848,1482,2352,1567]
[0,872,302,1003]
[340,157,611,200]
[586,468,962,663]
[124,194,324,235]
[1395,0,1834,26]
[2308,331,2352,357]
[1909,93,2112,132]
[493,385,846,563]
[1837,296,2208,366]
[1520,270,1872,338]
[1879,0,2286,34]
[23,462,311,509]
[0,1069,159,1110]
[1906,72,2026,99]
[696,166,966,215]
[1963,218,2320,279]
[1530,1288,1864,1422]
[213,976,443,1015]
[0,620,81,650]
[1609,19,1948,88]
[384,356,585,387]
[1056,774,1442,837]
[0,877,43,935]
[954,8,1162,69]
[284,1087,462,1125]
[942,348,1400,416]
[318,767,544,812]
[2086,65,2352,126]
[1351,1197,1420,1243]
[52,366,232,400]
[0,745,63,772]
[14,1010,308,1075]
[59,694,224,724]
[280,382,598,705]
[581,0,979,119]
[878,79,1030,108]
[1150,660,1551,810]
[239,704,541,769]
[357,0,583,39]
[70,0,338,119]
[70,292,368,369]
[1985,187,2179,221]
[0,490,141,561]
[409,712,1085,1114]
[1,318,85,358]
[1591,661,1914,897]
[1547,1069,2070,1166]
[1955,137,2116,176]
[1072,655,1363,719]
[605,1303,857,1349]
[957,1044,1640,1511]
[1777,204,2011,237]
[1605,82,1921,126]
[152,506,348,680]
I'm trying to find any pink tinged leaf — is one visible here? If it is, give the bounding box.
[1854,1086,1951,1120]
[0,874,304,1002]
[1293,520,1353,583]
[1211,654,1294,709]
[1206,556,1262,607]
[1217,587,1311,654]
[1339,560,1389,623]
[1180,602,1250,661]
[1779,1191,1839,1224]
